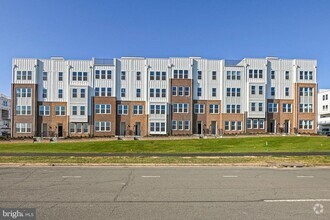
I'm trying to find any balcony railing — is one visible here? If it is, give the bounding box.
[319,118,330,125]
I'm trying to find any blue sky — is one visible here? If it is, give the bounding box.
[0,0,329,95]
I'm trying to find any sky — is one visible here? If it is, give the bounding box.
[0,0,329,95]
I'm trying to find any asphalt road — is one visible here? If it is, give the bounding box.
[0,166,329,220]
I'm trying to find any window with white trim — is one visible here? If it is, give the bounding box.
[133,105,143,115]
[173,103,189,113]
[55,106,66,116]
[95,121,111,132]
[95,104,111,114]
[209,104,219,114]
[39,106,50,116]
[194,104,205,114]
[15,123,32,133]
[268,103,278,113]
[118,105,128,115]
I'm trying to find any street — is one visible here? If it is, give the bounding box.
[0,166,329,219]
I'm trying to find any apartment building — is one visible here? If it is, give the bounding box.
[0,93,11,136]
[11,56,317,138]
[318,89,330,133]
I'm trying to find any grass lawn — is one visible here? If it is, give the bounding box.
[0,136,329,153]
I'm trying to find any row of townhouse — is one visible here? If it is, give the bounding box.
[11,56,317,138]
[318,89,330,133]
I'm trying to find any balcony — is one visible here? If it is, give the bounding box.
[318,118,330,125]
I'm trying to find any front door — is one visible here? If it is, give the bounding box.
[120,122,126,136]
[269,120,276,133]
[135,122,141,136]
[58,124,63,137]
[284,120,290,134]
[197,121,202,134]
[42,123,48,137]
[211,121,217,135]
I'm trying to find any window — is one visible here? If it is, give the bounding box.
[107,88,112,96]
[212,71,216,80]
[121,88,126,97]
[72,106,77,115]
[237,71,241,80]
[58,89,63,99]
[136,72,141,80]
[212,88,217,97]
[95,88,100,96]
[162,89,166,97]
[107,70,112,79]
[198,71,202,80]
[300,71,304,80]
[136,89,141,98]
[150,104,166,114]
[39,105,50,116]
[285,71,289,80]
[43,72,47,81]
[184,121,190,130]
[225,121,229,130]
[156,89,160,97]
[231,88,235,97]
[271,70,275,79]
[121,71,126,80]
[70,123,75,133]
[285,87,289,96]
[178,120,183,130]
[309,71,313,80]
[78,72,82,81]
[237,121,242,130]
[150,71,155,80]
[43,89,47,98]
[300,87,313,97]
[231,105,236,113]
[249,70,253,78]
[231,121,236,130]
[133,105,143,115]
[232,71,236,80]
[251,103,256,112]
[15,123,32,133]
[54,106,65,116]
[271,87,275,96]
[254,70,258,78]
[227,88,230,97]
[95,70,100,79]
[253,119,258,129]
[283,104,292,113]
[259,86,263,95]
[150,88,154,97]
[209,104,219,114]
[58,72,63,81]
[227,71,231,80]
[259,70,263,78]
[299,120,313,129]
[247,119,252,129]
[72,72,77,81]
[95,122,111,132]
[156,72,160,80]
[258,103,263,112]
[173,103,189,113]
[99,70,105,79]
[95,104,111,114]
[16,106,32,115]
[172,120,177,130]
[17,71,21,80]
[83,72,88,81]
[178,87,183,96]
[268,103,278,113]
[172,87,177,96]
[194,104,205,114]
[162,72,166,80]
[81,89,86,98]
[237,105,241,113]
[304,71,308,80]
[184,70,188,79]
[185,87,190,96]
[81,123,88,133]
[226,105,231,113]
[259,119,264,129]
[118,105,128,115]
[251,86,256,95]
[80,106,85,115]
[197,88,202,97]
[26,88,32,97]
[150,122,166,132]
[72,89,77,98]
[237,88,241,97]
